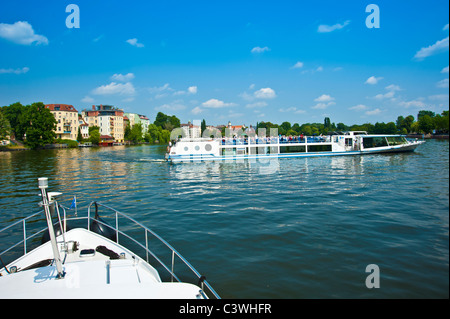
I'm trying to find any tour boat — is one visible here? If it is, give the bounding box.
[0,178,220,299]
[165,131,424,163]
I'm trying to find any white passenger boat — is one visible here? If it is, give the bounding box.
[166,131,424,163]
[0,178,220,299]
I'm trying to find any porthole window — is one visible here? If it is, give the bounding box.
[195,145,200,151]
[184,146,189,151]
[205,144,212,151]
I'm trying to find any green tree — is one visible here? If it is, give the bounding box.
[336,122,348,131]
[324,117,331,131]
[417,110,435,120]
[0,109,11,140]
[154,112,181,130]
[154,112,168,128]
[77,127,83,142]
[396,116,405,131]
[418,115,434,133]
[129,123,144,143]
[23,102,57,149]
[89,126,100,145]
[1,102,27,140]
[201,119,206,135]
[403,115,415,133]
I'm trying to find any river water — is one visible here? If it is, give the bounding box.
[0,140,448,298]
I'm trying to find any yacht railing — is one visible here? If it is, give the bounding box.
[0,202,220,299]
[85,201,220,299]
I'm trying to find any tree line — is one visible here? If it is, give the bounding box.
[0,102,181,149]
[255,110,449,136]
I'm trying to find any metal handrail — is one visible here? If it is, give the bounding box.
[0,211,46,257]
[0,202,220,299]
[86,202,220,299]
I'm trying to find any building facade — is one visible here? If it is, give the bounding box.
[181,121,201,138]
[82,105,124,143]
[45,104,80,140]
[123,112,150,137]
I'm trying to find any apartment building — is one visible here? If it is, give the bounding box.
[82,105,125,143]
[181,121,201,138]
[45,104,80,140]
[123,112,150,137]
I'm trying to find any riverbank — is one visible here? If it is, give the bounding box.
[407,133,449,139]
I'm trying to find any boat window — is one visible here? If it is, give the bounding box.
[345,138,353,147]
[362,137,388,149]
[205,144,212,152]
[386,136,407,145]
[280,145,306,153]
[307,145,332,152]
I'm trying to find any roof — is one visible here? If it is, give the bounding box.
[100,135,114,140]
[46,104,78,112]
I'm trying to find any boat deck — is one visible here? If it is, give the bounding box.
[0,228,204,299]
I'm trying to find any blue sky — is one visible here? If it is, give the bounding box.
[0,0,448,126]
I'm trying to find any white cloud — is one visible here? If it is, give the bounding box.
[279,107,306,114]
[414,36,449,60]
[246,101,267,108]
[188,86,198,94]
[365,76,383,85]
[374,91,395,100]
[291,61,304,69]
[202,98,236,108]
[0,21,48,45]
[92,82,135,96]
[314,94,335,102]
[318,20,350,33]
[311,94,335,109]
[126,38,144,48]
[428,94,449,101]
[443,24,449,31]
[0,67,29,74]
[349,104,369,111]
[148,83,172,94]
[111,73,135,82]
[316,66,324,72]
[399,99,426,108]
[441,66,449,73]
[385,84,401,91]
[373,84,401,100]
[366,108,381,116]
[191,106,203,114]
[81,96,94,103]
[437,78,449,88]
[311,102,335,109]
[254,87,276,99]
[251,46,270,53]
[155,100,186,112]
[174,85,198,95]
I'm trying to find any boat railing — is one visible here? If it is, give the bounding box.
[0,211,47,260]
[0,202,220,299]
[219,136,330,145]
[84,201,220,299]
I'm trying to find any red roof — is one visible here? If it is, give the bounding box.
[46,104,78,112]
